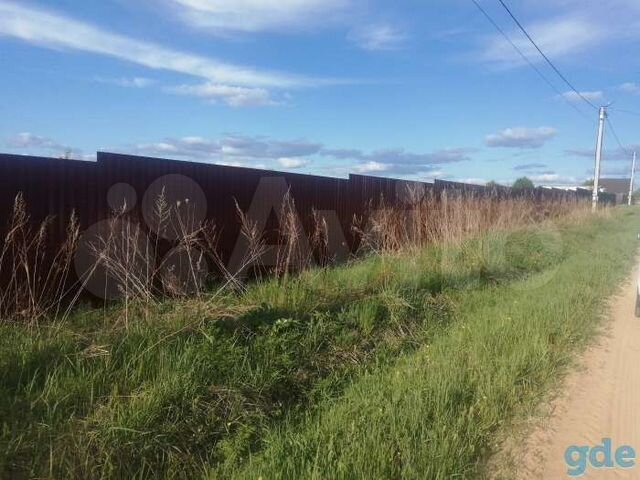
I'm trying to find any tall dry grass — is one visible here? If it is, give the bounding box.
[232,189,325,283]
[0,193,79,323]
[0,189,591,323]
[354,187,591,254]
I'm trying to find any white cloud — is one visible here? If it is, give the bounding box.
[95,77,156,88]
[530,173,559,182]
[565,148,593,158]
[168,83,277,107]
[558,90,603,103]
[329,147,473,176]
[619,82,640,95]
[167,0,351,34]
[130,134,323,165]
[485,127,557,149]
[322,146,473,176]
[321,147,473,165]
[513,162,548,171]
[222,135,322,158]
[7,132,63,150]
[566,145,639,162]
[530,173,578,185]
[8,130,472,179]
[456,178,486,185]
[0,1,325,89]
[278,157,309,169]
[353,161,389,173]
[476,0,640,72]
[480,16,605,68]
[348,24,407,51]
[112,134,473,176]
[5,132,87,159]
[347,160,444,177]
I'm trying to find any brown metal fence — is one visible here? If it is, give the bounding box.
[0,150,602,269]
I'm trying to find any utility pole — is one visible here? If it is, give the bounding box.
[592,106,607,212]
[629,151,636,206]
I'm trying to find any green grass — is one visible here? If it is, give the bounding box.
[1,209,639,479]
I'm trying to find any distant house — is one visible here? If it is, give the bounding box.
[598,178,631,204]
[539,185,586,191]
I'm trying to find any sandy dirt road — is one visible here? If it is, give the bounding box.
[505,264,640,479]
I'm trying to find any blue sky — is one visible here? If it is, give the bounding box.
[1,0,640,185]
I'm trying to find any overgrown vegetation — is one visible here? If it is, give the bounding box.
[1,193,635,479]
[0,188,583,322]
[233,210,640,479]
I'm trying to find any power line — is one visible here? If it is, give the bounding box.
[469,0,593,122]
[496,0,599,111]
[472,0,636,180]
[606,115,630,156]
[609,107,640,117]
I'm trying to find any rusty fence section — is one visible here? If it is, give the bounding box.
[0,151,602,271]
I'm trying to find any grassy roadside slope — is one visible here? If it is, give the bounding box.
[1,208,638,479]
[0,218,562,479]
[229,209,640,479]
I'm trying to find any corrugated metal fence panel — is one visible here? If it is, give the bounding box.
[0,151,596,269]
[0,154,99,240]
[96,152,355,264]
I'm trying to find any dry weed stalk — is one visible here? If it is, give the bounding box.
[0,193,80,323]
[225,199,269,289]
[354,190,590,255]
[0,187,592,324]
[229,191,315,286]
[86,194,223,316]
[310,209,330,267]
[275,190,312,278]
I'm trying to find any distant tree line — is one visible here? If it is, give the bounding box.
[485,177,535,192]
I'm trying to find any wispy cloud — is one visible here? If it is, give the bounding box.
[330,147,472,163]
[476,0,640,72]
[278,157,310,169]
[513,162,548,171]
[619,82,640,95]
[0,0,330,90]
[6,129,473,178]
[131,134,323,165]
[322,147,474,164]
[94,76,156,88]
[322,147,473,176]
[566,146,639,161]
[346,161,446,177]
[565,148,593,158]
[222,135,323,159]
[5,132,89,159]
[433,27,473,41]
[166,0,352,34]
[486,127,557,149]
[558,90,603,103]
[348,24,407,51]
[530,173,579,185]
[455,177,486,185]
[479,16,604,69]
[167,83,278,107]
[6,132,66,150]
[115,134,474,175]
[351,161,389,174]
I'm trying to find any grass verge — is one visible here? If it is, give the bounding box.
[230,208,640,479]
[0,208,637,479]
